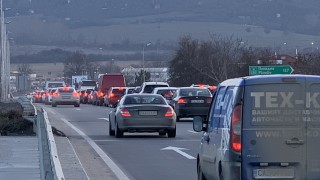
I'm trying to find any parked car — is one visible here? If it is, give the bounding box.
[139,82,169,94]
[104,87,126,107]
[108,94,176,138]
[169,87,212,121]
[193,75,320,180]
[51,87,80,107]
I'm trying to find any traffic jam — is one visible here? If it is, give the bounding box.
[28,74,320,179]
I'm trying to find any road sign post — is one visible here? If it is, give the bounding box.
[249,65,294,76]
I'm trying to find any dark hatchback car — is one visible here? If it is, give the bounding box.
[169,87,212,121]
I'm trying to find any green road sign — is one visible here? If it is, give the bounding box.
[249,65,294,76]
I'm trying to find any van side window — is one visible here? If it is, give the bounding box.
[218,87,235,128]
[208,86,227,131]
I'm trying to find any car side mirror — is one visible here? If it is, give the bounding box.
[193,116,205,132]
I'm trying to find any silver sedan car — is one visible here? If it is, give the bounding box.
[108,94,176,138]
[51,87,80,107]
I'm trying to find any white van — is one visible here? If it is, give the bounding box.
[45,81,66,90]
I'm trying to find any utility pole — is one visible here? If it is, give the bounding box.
[0,0,5,101]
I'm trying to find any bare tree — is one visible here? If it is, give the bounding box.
[17,64,33,75]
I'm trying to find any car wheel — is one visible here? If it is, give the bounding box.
[197,163,206,180]
[74,103,80,107]
[159,132,166,136]
[115,122,123,138]
[109,120,115,136]
[167,127,176,138]
[52,103,57,107]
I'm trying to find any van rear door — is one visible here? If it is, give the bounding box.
[306,77,320,179]
[242,76,306,179]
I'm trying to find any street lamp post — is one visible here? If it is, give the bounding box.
[142,42,151,83]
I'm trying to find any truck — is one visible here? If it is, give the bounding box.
[92,74,126,106]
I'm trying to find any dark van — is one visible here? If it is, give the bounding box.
[193,75,320,180]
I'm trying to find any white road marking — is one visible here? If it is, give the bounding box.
[75,108,81,111]
[98,118,109,122]
[60,118,130,180]
[67,138,91,180]
[187,130,199,134]
[94,139,200,142]
[161,146,196,160]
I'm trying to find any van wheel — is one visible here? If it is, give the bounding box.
[197,163,206,180]
[219,162,224,180]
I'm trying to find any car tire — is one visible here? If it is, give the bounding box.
[197,163,206,180]
[109,121,115,136]
[159,132,166,136]
[167,127,176,138]
[74,103,80,107]
[115,122,123,138]
[52,103,57,107]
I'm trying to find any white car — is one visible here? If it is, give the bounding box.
[152,87,178,103]
[51,87,80,107]
[139,82,170,94]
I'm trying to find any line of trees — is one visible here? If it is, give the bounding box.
[168,35,271,86]
[168,35,320,87]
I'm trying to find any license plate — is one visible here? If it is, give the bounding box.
[191,100,204,103]
[62,96,70,99]
[253,168,294,179]
[139,111,157,116]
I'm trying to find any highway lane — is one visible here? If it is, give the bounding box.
[38,103,203,180]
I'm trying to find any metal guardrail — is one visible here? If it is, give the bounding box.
[41,109,65,180]
[17,96,65,180]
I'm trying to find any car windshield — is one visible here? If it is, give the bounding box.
[180,88,211,97]
[112,89,126,95]
[143,85,168,93]
[123,95,166,105]
[58,87,74,93]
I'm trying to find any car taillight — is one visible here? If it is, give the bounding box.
[231,105,242,152]
[84,92,87,96]
[120,108,131,117]
[46,93,49,96]
[109,93,115,98]
[206,97,212,103]
[53,92,60,97]
[100,92,104,97]
[178,98,187,104]
[164,107,174,117]
[72,92,79,97]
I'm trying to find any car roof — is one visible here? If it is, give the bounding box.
[179,87,210,90]
[125,93,163,97]
[153,87,177,90]
[219,74,320,86]
[142,82,169,85]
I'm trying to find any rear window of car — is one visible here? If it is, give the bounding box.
[48,83,64,88]
[81,81,96,86]
[58,87,75,93]
[143,85,169,93]
[124,95,166,105]
[180,88,211,97]
[157,89,176,95]
[127,89,135,94]
[112,89,126,95]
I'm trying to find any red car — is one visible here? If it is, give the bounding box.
[104,87,126,107]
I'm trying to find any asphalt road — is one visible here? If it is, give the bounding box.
[38,103,203,180]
